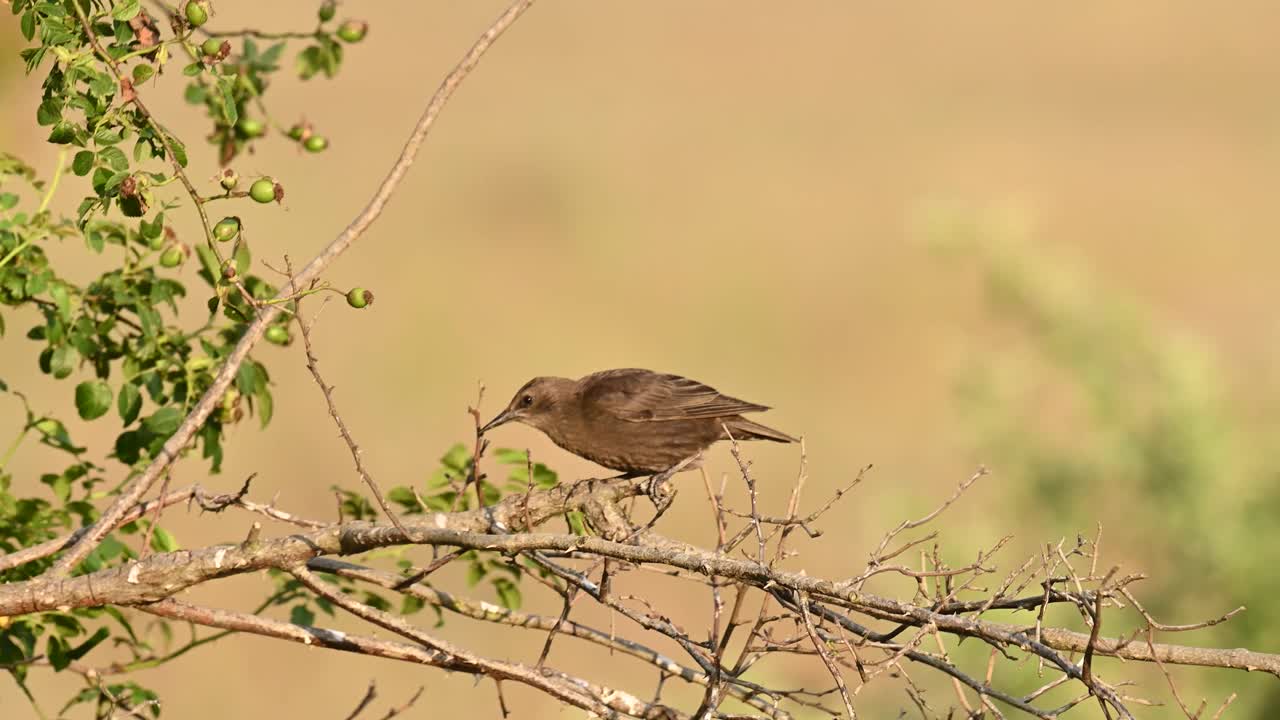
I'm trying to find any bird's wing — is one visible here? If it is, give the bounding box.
[581,369,770,423]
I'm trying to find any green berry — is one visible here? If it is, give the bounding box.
[159,245,185,268]
[318,0,336,23]
[303,135,329,153]
[249,177,277,203]
[336,20,368,43]
[201,38,226,58]
[287,124,307,141]
[237,117,265,138]
[213,217,240,242]
[185,0,210,27]
[345,287,373,309]
[219,168,239,190]
[264,325,291,345]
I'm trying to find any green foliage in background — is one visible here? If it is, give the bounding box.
[932,218,1280,717]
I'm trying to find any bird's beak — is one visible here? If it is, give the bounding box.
[480,409,516,434]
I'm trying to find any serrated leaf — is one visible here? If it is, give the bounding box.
[132,64,155,84]
[75,380,113,420]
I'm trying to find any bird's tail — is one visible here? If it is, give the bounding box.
[722,416,797,443]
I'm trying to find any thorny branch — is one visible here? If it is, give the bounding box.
[6,2,1276,718]
[3,453,1276,718]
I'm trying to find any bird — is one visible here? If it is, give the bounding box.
[480,368,796,475]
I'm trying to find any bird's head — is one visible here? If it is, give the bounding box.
[480,376,573,435]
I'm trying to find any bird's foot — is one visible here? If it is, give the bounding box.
[645,473,675,506]
[643,453,700,509]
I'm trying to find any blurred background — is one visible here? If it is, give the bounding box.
[3,1,1280,717]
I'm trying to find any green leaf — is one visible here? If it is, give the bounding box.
[183,83,207,104]
[35,417,84,454]
[466,560,487,586]
[72,150,94,176]
[48,121,76,145]
[149,526,179,552]
[441,443,471,472]
[49,345,77,379]
[566,510,588,536]
[20,11,35,41]
[289,605,315,626]
[49,280,72,321]
[115,430,143,464]
[216,77,238,126]
[112,0,141,22]
[118,382,141,425]
[36,99,61,126]
[401,594,425,616]
[256,386,273,428]
[142,407,183,435]
[132,64,155,85]
[0,193,17,211]
[165,134,188,167]
[236,361,266,395]
[94,126,124,146]
[494,448,528,465]
[75,380,113,420]
[45,472,72,503]
[492,577,522,611]
[47,635,70,671]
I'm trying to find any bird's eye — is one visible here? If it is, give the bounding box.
[521,394,534,406]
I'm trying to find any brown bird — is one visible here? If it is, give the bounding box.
[480,368,796,475]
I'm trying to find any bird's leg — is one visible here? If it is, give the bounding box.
[645,453,702,506]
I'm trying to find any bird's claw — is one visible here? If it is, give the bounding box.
[645,473,674,506]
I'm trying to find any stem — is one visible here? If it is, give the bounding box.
[0,239,33,271]
[37,149,67,214]
[0,428,30,473]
